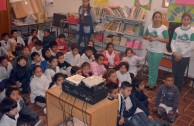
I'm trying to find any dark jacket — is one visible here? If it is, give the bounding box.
[58,61,71,70]
[42,35,56,48]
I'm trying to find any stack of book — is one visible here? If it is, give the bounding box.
[120,37,127,46]
[112,36,120,45]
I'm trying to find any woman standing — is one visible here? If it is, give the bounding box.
[76,0,95,50]
[171,12,194,92]
[143,12,169,90]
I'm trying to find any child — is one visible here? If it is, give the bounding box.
[28,36,39,49]
[31,40,43,58]
[106,82,118,99]
[0,45,8,57]
[49,41,59,56]
[56,52,72,76]
[80,40,97,55]
[49,73,66,89]
[91,54,106,77]
[28,29,40,45]
[171,12,194,92]
[42,48,52,61]
[80,46,95,65]
[9,56,31,93]
[105,69,119,86]
[31,52,47,72]
[154,73,179,123]
[79,62,92,77]
[102,42,120,68]
[0,98,19,126]
[9,29,25,46]
[122,48,144,79]
[42,29,56,48]
[45,56,60,81]
[30,65,50,105]
[56,34,69,54]
[64,44,81,67]
[0,56,13,90]
[116,62,132,87]
[5,87,42,125]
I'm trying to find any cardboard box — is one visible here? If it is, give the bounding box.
[29,0,45,14]
[11,0,34,18]
[35,13,48,23]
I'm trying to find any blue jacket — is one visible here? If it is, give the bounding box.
[31,60,47,72]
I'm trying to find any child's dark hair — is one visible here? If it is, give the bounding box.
[0,97,17,114]
[106,82,118,93]
[49,73,67,89]
[17,115,34,126]
[88,40,94,45]
[152,11,162,20]
[17,56,27,63]
[106,69,116,78]
[5,87,20,98]
[85,46,94,52]
[43,29,50,33]
[95,54,104,60]
[42,48,50,59]
[48,56,57,63]
[106,42,114,50]
[0,56,7,63]
[11,29,18,34]
[1,33,9,38]
[58,34,65,39]
[116,62,129,71]
[56,52,64,59]
[164,73,174,80]
[32,36,39,42]
[35,40,42,46]
[182,12,192,22]
[50,41,58,48]
[125,48,133,55]
[132,77,146,88]
[32,65,42,73]
[22,46,30,51]
[81,62,90,69]
[120,81,132,89]
[31,52,40,60]
[71,43,78,50]
[31,29,37,34]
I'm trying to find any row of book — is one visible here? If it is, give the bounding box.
[94,6,147,21]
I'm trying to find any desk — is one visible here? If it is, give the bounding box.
[46,87,118,126]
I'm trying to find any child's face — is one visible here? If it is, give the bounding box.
[56,77,65,86]
[88,41,94,47]
[58,55,64,64]
[12,32,18,38]
[82,0,89,7]
[182,16,191,26]
[107,45,114,53]
[127,50,133,57]
[51,46,58,53]
[10,90,21,102]
[32,31,37,36]
[165,77,174,87]
[121,87,132,98]
[97,56,104,65]
[138,83,145,91]
[82,66,90,75]
[51,59,58,67]
[33,55,41,63]
[34,67,43,77]
[43,31,50,37]
[3,35,9,41]
[72,48,78,55]
[59,38,65,43]
[109,88,119,99]
[86,50,93,57]
[22,48,30,57]
[35,45,42,51]
[120,65,127,74]
[7,107,18,116]
[1,59,8,67]
[18,59,26,67]
[153,13,162,25]
[108,72,117,83]
[45,50,51,58]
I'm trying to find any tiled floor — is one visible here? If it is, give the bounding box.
[21,70,194,126]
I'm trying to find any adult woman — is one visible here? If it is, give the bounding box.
[76,0,95,50]
[171,12,194,92]
[143,11,169,90]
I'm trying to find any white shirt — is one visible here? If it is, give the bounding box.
[116,71,132,87]
[45,66,60,82]
[80,53,95,65]
[64,51,81,67]
[31,47,43,58]
[0,40,11,51]
[0,62,13,82]
[0,113,19,126]
[9,37,25,46]
[28,35,41,44]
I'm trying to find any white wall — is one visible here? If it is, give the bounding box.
[44,0,194,78]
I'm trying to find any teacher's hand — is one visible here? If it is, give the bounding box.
[149,36,157,42]
[173,52,182,61]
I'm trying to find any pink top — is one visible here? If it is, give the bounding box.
[28,42,34,49]
[56,38,69,54]
[91,61,106,77]
[102,50,120,66]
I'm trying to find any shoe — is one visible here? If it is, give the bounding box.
[36,102,46,108]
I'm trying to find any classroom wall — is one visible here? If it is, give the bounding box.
[43,0,194,78]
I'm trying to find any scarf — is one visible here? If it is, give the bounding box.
[81,5,88,24]
[105,50,115,65]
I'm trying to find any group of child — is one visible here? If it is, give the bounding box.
[0,14,182,125]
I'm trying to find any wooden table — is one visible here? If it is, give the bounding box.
[46,87,118,126]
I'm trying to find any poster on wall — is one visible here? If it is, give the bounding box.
[0,0,6,11]
[134,0,152,10]
[176,0,194,6]
[168,3,194,23]
[94,0,108,6]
